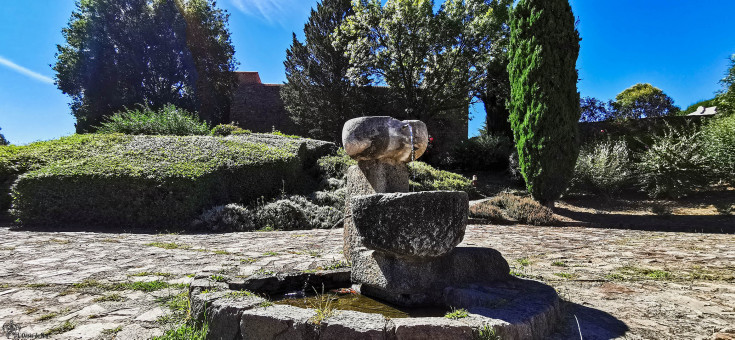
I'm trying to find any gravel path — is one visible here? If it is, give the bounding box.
[0,224,733,339]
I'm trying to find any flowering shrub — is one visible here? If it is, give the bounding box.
[635,126,709,198]
[569,139,632,196]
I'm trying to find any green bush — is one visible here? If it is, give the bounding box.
[470,192,556,226]
[408,161,477,197]
[316,149,355,180]
[9,134,308,228]
[701,113,735,184]
[452,133,514,171]
[211,124,249,136]
[635,125,709,198]
[97,104,211,136]
[569,139,632,196]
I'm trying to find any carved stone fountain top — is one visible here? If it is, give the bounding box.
[342,116,428,163]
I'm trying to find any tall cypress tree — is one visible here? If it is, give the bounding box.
[507,0,581,207]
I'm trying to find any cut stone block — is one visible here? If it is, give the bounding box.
[240,305,318,340]
[320,310,388,340]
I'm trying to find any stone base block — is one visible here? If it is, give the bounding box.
[352,247,511,307]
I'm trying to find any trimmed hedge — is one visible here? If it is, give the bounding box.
[5,133,335,228]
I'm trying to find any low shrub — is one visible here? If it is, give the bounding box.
[309,188,346,211]
[569,139,632,196]
[468,202,505,223]
[469,193,556,226]
[257,195,342,230]
[195,195,343,232]
[9,134,308,228]
[635,125,710,198]
[211,124,249,136]
[195,204,256,232]
[451,133,514,171]
[97,104,211,136]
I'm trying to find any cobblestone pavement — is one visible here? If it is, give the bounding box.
[0,223,733,339]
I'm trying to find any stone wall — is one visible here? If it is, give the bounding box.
[229,72,468,158]
[229,72,302,135]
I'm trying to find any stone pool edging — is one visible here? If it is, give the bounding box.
[189,269,561,340]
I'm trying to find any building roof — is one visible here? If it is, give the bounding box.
[236,72,262,84]
[687,106,718,116]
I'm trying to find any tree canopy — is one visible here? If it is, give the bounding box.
[611,83,679,119]
[579,96,613,122]
[716,54,735,115]
[53,0,236,132]
[508,0,581,206]
[281,0,362,142]
[334,0,508,123]
[0,127,8,146]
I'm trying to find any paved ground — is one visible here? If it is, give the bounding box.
[0,223,733,339]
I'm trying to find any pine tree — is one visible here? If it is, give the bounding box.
[281,0,361,142]
[507,0,581,207]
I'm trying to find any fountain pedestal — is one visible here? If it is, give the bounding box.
[187,115,562,340]
[342,116,511,307]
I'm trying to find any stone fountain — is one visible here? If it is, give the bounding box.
[188,116,562,340]
[342,116,511,306]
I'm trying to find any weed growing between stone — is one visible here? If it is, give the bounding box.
[476,324,501,340]
[101,326,123,335]
[42,320,75,336]
[308,287,337,325]
[554,272,575,279]
[209,275,227,283]
[93,293,125,302]
[444,308,469,320]
[146,242,190,250]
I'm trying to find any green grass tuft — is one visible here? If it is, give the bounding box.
[444,308,469,320]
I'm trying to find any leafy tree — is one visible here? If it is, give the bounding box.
[0,127,8,146]
[54,0,236,132]
[507,0,581,207]
[281,0,362,142]
[337,0,470,121]
[461,0,513,136]
[579,96,613,122]
[716,54,735,115]
[174,0,238,124]
[611,83,679,119]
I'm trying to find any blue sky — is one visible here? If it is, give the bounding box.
[1,0,734,144]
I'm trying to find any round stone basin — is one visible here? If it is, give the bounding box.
[350,191,468,258]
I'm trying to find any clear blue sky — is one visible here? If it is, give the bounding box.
[1,1,734,144]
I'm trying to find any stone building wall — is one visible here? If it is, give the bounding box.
[229,71,467,159]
